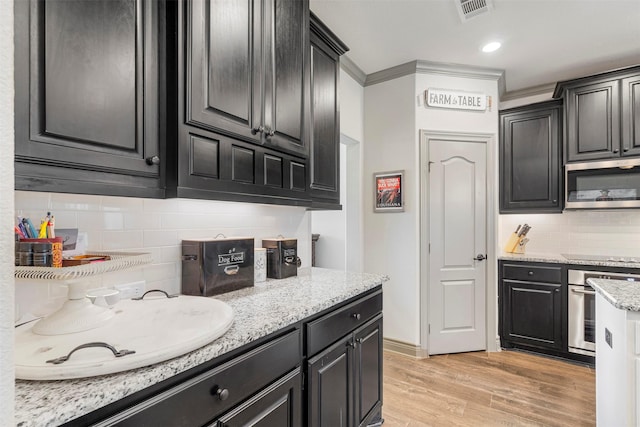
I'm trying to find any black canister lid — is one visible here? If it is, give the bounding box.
[32,242,52,252]
[18,241,33,252]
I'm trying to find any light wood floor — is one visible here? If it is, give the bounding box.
[382,349,595,427]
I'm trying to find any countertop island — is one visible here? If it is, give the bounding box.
[590,277,640,426]
[15,267,388,427]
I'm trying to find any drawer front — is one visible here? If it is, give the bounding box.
[306,290,382,357]
[502,263,562,284]
[101,329,301,427]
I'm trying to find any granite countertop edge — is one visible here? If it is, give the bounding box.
[588,277,640,312]
[15,267,389,427]
[498,252,640,269]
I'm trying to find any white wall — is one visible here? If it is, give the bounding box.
[363,72,500,349]
[363,75,418,345]
[311,145,347,270]
[14,192,311,321]
[312,70,365,272]
[0,1,14,424]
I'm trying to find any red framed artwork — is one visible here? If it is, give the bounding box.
[374,171,404,212]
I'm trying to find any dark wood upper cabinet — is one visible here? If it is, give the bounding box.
[185,0,309,158]
[499,100,562,213]
[174,0,311,206]
[308,13,348,209]
[622,74,640,157]
[554,65,640,163]
[14,0,166,198]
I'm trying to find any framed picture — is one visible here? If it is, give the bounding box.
[374,170,404,212]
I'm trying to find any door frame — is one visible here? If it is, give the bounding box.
[419,130,498,355]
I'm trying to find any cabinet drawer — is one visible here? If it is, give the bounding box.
[502,263,562,283]
[306,290,382,356]
[100,329,301,427]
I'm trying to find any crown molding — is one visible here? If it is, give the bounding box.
[500,82,556,102]
[340,56,367,86]
[363,60,505,96]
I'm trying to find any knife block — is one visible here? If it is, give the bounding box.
[504,232,521,253]
[513,240,528,254]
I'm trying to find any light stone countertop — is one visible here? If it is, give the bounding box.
[14,267,388,427]
[499,252,640,269]
[588,278,640,312]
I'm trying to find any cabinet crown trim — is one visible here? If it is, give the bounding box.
[553,64,640,98]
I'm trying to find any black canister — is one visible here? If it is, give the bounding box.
[263,237,299,279]
[18,242,34,266]
[32,242,53,267]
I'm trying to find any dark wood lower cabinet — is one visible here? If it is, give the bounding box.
[307,312,383,427]
[499,261,567,358]
[214,369,301,427]
[63,287,383,427]
[308,335,352,427]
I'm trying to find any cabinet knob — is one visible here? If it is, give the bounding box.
[613,148,620,154]
[555,288,560,293]
[528,271,534,276]
[267,128,275,137]
[552,199,557,204]
[347,341,356,348]
[624,147,630,152]
[352,313,361,320]
[356,338,363,344]
[213,386,229,401]
[145,156,160,166]
[251,125,265,135]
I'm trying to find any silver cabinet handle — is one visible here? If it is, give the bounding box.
[251,125,265,135]
[571,288,596,295]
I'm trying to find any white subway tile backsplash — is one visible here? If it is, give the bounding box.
[100,196,145,212]
[102,231,144,250]
[14,192,312,320]
[143,198,180,213]
[50,193,101,211]
[500,210,640,257]
[143,230,180,247]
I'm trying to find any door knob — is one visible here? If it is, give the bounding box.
[474,254,486,261]
[145,156,160,166]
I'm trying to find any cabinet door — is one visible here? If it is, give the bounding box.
[14,0,163,197]
[622,75,640,157]
[353,315,383,427]
[309,29,340,206]
[565,80,621,162]
[501,279,563,350]
[260,0,309,157]
[214,369,301,427]
[308,335,353,427]
[186,0,261,145]
[500,102,562,213]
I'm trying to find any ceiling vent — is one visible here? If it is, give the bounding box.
[455,0,493,22]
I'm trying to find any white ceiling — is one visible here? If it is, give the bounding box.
[309,0,640,95]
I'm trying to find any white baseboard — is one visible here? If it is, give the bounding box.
[383,338,429,359]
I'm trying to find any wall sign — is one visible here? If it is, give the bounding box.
[374,171,404,212]
[425,88,487,111]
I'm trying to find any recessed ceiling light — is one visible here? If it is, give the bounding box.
[482,42,501,53]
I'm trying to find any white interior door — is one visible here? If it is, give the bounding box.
[428,137,487,355]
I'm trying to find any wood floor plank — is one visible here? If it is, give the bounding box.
[382,349,595,427]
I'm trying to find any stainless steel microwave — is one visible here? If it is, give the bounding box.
[565,158,640,209]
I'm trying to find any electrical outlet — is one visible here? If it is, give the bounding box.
[114,281,145,299]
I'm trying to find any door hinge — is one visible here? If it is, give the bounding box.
[428,161,433,172]
[428,324,431,334]
[429,243,431,253]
